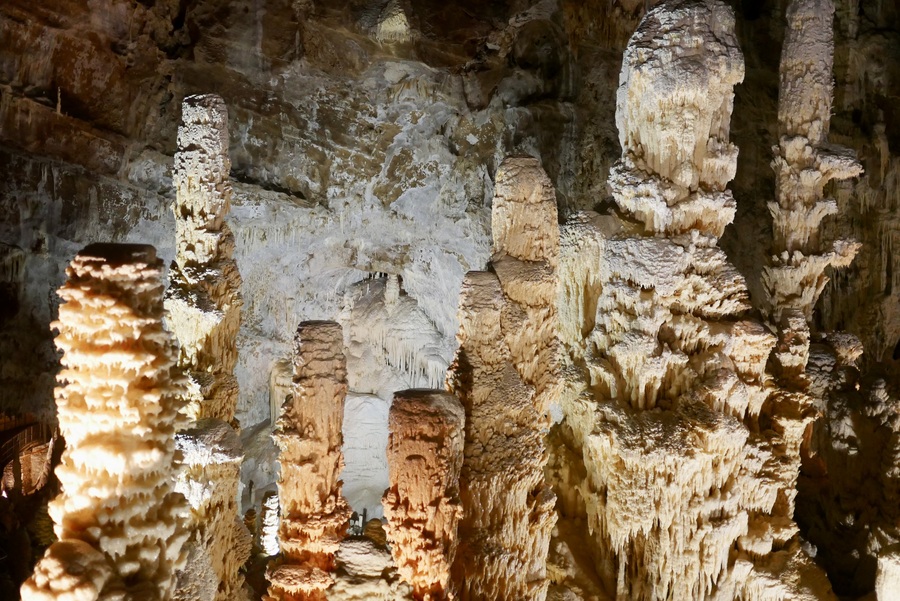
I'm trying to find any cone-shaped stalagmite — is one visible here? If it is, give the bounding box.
[166,94,251,601]
[267,321,352,601]
[21,244,188,601]
[447,156,560,601]
[383,389,465,600]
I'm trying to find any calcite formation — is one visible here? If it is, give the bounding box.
[762,0,863,377]
[166,94,251,601]
[267,321,352,601]
[382,389,465,600]
[165,93,243,424]
[21,243,188,601]
[556,2,833,599]
[447,156,559,601]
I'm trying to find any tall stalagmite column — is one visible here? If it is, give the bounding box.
[21,243,188,601]
[267,321,352,601]
[383,389,465,601]
[761,0,864,516]
[447,156,560,601]
[555,1,836,599]
[165,93,242,423]
[165,94,251,601]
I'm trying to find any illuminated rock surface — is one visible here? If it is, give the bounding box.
[21,243,188,601]
[555,2,834,599]
[166,94,251,601]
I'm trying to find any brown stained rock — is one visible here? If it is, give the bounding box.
[267,321,352,601]
[383,389,464,601]
[21,243,188,601]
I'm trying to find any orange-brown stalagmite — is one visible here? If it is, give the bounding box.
[383,389,465,600]
[267,321,352,601]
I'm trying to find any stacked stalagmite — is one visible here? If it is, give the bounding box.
[758,1,864,588]
[165,94,251,601]
[21,244,188,601]
[447,156,560,601]
[383,389,465,600]
[267,321,352,601]
[555,1,835,599]
[165,93,243,423]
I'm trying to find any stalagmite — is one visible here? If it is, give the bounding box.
[165,93,243,424]
[447,156,559,601]
[382,389,465,600]
[166,94,251,601]
[267,321,352,601]
[554,2,835,599]
[21,243,188,601]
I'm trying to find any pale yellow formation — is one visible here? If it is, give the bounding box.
[763,0,862,327]
[382,389,465,601]
[165,93,242,423]
[555,2,835,599]
[267,321,352,601]
[166,94,251,601]
[21,243,188,601]
[759,0,863,584]
[447,156,559,601]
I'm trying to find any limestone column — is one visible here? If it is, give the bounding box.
[382,389,465,601]
[447,156,559,601]
[165,92,242,424]
[165,94,251,601]
[267,321,352,601]
[21,243,188,601]
[762,0,864,534]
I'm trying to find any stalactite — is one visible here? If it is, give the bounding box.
[447,156,559,601]
[267,321,352,601]
[166,93,251,601]
[21,243,188,601]
[382,389,465,601]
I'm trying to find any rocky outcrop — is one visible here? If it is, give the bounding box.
[21,243,188,601]
[165,94,251,601]
[447,156,559,601]
[382,389,465,600]
[267,321,352,601]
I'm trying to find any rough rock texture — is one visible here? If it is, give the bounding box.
[555,2,834,599]
[267,321,352,601]
[165,93,242,423]
[382,389,465,601]
[21,243,188,601]
[174,418,252,601]
[447,156,559,601]
[165,94,251,601]
[328,538,412,601]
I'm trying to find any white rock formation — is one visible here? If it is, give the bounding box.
[21,243,188,601]
[267,321,352,601]
[555,2,836,599]
[382,389,465,600]
[165,94,251,601]
[260,491,281,558]
[447,156,559,601]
